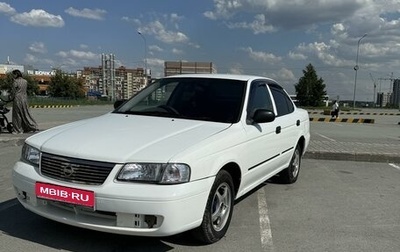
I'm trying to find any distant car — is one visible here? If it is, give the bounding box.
[12,74,310,244]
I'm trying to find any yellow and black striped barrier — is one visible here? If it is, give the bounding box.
[30,105,76,108]
[309,117,375,124]
[342,112,400,116]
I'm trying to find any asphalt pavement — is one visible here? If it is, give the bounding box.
[305,138,400,163]
[306,108,400,163]
[1,106,399,163]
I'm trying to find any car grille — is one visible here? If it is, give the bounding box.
[40,153,116,185]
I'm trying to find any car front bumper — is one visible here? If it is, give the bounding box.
[12,161,213,237]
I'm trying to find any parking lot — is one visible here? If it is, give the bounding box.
[1,158,400,252]
[1,105,399,251]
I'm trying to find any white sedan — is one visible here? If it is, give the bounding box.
[12,74,310,244]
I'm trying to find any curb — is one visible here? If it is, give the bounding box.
[0,136,26,146]
[304,151,400,163]
[309,117,375,123]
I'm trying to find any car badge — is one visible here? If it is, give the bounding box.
[61,163,77,177]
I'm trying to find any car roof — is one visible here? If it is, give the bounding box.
[164,73,277,82]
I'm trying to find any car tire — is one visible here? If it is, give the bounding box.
[193,170,234,244]
[278,144,301,184]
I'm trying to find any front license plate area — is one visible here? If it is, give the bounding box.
[35,182,95,208]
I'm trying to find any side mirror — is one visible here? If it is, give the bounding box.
[113,99,127,109]
[251,109,275,124]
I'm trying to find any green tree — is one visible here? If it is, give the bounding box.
[48,70,85,98]
[0,73,14,95]
[24,74,40,96]
[0,72,39,98]
[295,63,327,107]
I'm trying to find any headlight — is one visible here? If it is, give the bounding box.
[117,163,190,184]
[21,144,40,166]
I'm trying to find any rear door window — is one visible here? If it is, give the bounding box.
[269,84,294,116]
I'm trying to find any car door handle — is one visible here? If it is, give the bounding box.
[296,120,300,126]
[276,126,281,134]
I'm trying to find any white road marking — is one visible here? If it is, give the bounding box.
[316,133,336,142]
[258,188,275,251]
[389,163,400,171]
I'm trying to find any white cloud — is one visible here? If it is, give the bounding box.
[203,0,242,20]
[203,11,217,20]
[288,51,307,60]
[267,68,295,82]
[56,50,99,60]
[10,9,64,27]
[65,7,106,20]
[24,53,53,66]
[24,53,36,63]
[135,13,199,48]
[69,50,99,60]
[147,58,165,67]
[241,47,282,63]
[295,42,355,67]
[169,13,184,23]
[0,2,16,15]
[122,16,141,26]
[229,63,244,75]
[172,48,183,54]
[205,0,367,31]
[331,23,347,38]
[149,45,163,52]
[143,20,189,44]
[56,51,68,58]
[227,14,275,34]
[277,68,295,81]
[29,42,47,54]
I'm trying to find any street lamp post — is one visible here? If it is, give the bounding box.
[352,33,367,108]
[137,31,147,85]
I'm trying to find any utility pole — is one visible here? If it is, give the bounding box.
[138,31,148,86]
[353,34,367,108]
[369,73,376,107]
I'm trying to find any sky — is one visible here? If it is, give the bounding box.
[1,0,400,101]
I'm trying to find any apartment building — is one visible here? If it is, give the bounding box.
[376,92,392,107]
[2,60,219,100]
[392,79,400,107]
[80,66,146,100]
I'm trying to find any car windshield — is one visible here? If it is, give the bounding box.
[113,77,246,123]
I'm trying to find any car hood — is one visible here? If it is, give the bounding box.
[26,113,230,163]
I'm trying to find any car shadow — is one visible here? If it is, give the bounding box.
[234,174,292,205]
[1,177,288,251]
[0,198,207,252]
